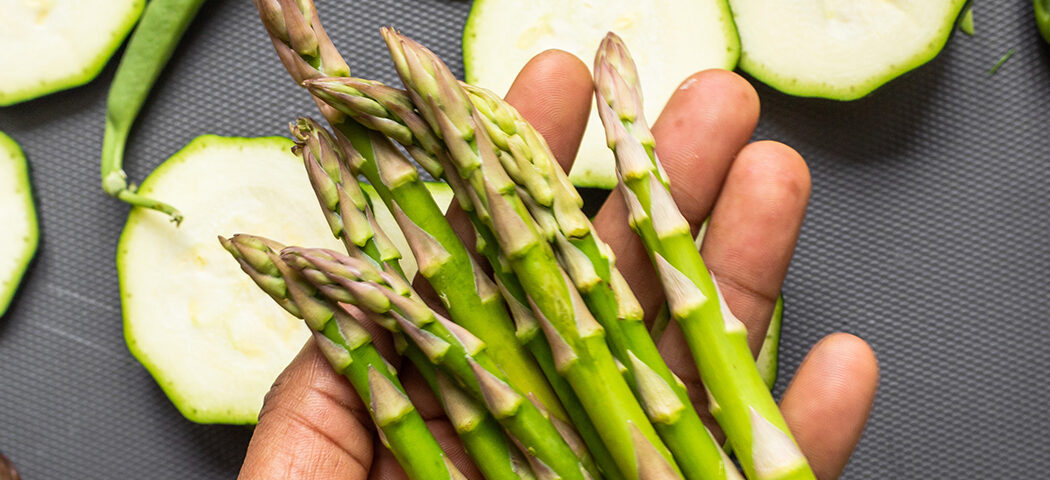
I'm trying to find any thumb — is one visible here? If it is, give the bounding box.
[238,339,374,480]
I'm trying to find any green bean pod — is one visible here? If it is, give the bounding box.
[101,0,207,224]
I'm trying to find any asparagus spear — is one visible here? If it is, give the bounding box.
[398,339,537,480]
[463,84,741,480]
[381,29,680,479]
[305,75,624,480]
[289,118,532,480]
[593,32,814,480]
[282,246,595,480]
[252,0,568,424]
[219,234,462,480]
[290,117,402,271]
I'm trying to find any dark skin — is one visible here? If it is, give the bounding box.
[238,51,880,480]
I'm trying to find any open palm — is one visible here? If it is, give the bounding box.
[238,51,879,480]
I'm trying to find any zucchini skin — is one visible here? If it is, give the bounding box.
[0,132,38,318]
[1037,0,1050,44]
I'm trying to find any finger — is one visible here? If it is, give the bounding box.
[504,49,594,171]
[658,141,809,381]
[653,140,809,431]
[239,340,372,480]
[700,140,810,351]
[781,333,879,479]
[594,69,761,318]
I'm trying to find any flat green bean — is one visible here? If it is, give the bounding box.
[101,0,207,225]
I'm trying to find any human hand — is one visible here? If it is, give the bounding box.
[0,450,20,480]
[237,51,879,480]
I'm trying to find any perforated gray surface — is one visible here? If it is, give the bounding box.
[0,1,1047,478]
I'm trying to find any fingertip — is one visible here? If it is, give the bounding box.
[781,333,879,479]
[658,69,759,142]
[812,332,880,381]
[732,140,811,213]
[674,69,760,118]
[651,69,761,224]
[514,49,594,95]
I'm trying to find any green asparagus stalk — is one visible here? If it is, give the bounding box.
[219,234,461,480]
[398,338,537,480]
[290,117,402,272]
[593,32,814,480]
[282,246,595,480]
[463,83,740,480]
[252,0,568,425]
[289,118,534,480]
[382,29,680,479]
[305,75,624,480]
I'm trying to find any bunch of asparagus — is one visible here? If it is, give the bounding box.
[227,1,814,479]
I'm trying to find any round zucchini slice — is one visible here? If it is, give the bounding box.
[464,0,739,189]
[0,0,144,106]
[0,132,38,317]
[730,0,968,100]
[118,135,453,424]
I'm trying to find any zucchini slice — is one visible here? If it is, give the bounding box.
[730,0,968,100]
[0,0,144,105]
[464,0,739,188]
[118,135,453,423]
[1037,0,1050,44]
[0,132,38,317]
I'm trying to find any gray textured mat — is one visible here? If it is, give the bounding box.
[1,1,1048,478]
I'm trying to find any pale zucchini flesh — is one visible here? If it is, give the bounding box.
[730,0,968,100]
[118,134,453,424]
[0,132,38,317]
[464,0,739,188]
[0,0,145,105]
